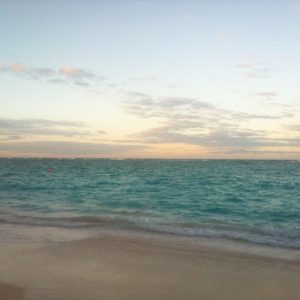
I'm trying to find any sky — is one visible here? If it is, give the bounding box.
[0,0,300,158]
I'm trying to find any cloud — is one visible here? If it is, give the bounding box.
[235,63,260,69]
[123,92,213,118]
[288,124,300,132]
[59,66,104,81]
[124,91,287,121]
[122,91,300,152]
[0,119,147,156]
[0,119,84,128]
[0,141,147,156]
[223,148,300,156]
[0,118,105,140]
[246,70,272,78]
[256,92,278,98]
[60,67,81,76]
[167,84,178,89]
[73,81,90,87]
[128,76,159,81]
[281,137,300,146]
[134,126,275,147]
[0,63,106,88]
[230,111,289,120]
[235,62,274,78]
[10,63,27,73]
[133,124,300,149]
[4,64,57,79]
[252,91,293,108]
[48,78,68,84]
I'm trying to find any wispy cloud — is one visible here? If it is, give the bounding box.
[255,91,278,98]
[251,91,293,108]
[132,125,296,148]
[73,81,91,87]
[246,68,273,78]
[123,92,213,118]
[122,91,299,152]
[0,118,105,141]
[235,62,274,78]
[0,63,107,87]
[123,91,289,121]
[235,63,260,69]
[287,124,300,132]
[223,148,300,156]
[0,141,147,156]
[59,66,105,81]
[128,76,159,81]
[0,118,149,157]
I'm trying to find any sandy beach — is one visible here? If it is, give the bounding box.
[0,283,24,300]
[0,231,299,300]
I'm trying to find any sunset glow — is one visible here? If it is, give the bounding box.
[1,1,299,158]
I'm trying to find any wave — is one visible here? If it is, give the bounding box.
[0,212,131,228]
[0,211,299,249]
[140,223,300,249]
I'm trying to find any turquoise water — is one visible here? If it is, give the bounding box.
[0,158,299,248]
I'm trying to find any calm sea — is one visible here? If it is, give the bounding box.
[0,158,299,248]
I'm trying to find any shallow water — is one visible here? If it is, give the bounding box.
[0,158,299,248]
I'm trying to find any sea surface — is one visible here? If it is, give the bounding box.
[0,158,299,249]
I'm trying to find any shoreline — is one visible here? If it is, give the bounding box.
[0,229,299,300]
[0,222,299,261]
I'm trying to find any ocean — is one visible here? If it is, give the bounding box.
[0,158,299,249]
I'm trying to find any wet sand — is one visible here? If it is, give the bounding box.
[0,233,299,300]
[0,282,24,300]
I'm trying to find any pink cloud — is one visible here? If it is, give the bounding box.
[10,63,27,73]
[60,66,80,76]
